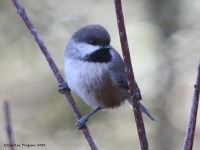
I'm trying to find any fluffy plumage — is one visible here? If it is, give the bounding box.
[64,24,154,121]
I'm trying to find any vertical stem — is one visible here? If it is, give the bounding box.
[114,0,149,149]
[4,101,15,150]
[11,0,98,149]
[183,60,200,150]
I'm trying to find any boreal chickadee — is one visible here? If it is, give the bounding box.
[59,24,155,129]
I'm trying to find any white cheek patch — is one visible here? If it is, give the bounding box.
[76,42,100,58]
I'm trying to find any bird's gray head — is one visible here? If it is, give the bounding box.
[72,24,110,46]
[66,24,112,63]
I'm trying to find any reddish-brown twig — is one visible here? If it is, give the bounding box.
[114,0,149,149]
[183,59,200,150]
[11,0,98,149]
[4,101,15,150]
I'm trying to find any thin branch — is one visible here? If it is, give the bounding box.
[4,101,15,150]
[114,0,149,149]
[183,59,200,150]
[11,0,98,149]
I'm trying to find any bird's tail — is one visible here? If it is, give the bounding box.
[128,100,155,121]
[139,102,155,121]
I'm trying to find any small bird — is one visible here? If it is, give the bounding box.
[59,24,155,129]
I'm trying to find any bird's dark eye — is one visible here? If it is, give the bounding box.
[90,40,97,45]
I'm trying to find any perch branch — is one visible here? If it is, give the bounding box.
[114,0,149,149]
[4,101,15,150]
[183,59,200,150]
[11,0,98,149]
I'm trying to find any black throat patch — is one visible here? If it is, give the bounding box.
[81,47,112,63]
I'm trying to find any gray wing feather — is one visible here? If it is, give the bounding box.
[109,48,128,89]
[109,48,142,100]
[109,48,155,120]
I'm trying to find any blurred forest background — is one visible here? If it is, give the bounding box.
[0,0,200,150]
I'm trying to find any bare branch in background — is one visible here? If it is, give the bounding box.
[114,0,149,149]
[183,59,200,150]
[4,101,15,150]
[11,0,98,149]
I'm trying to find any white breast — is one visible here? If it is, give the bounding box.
[64,58,111,108]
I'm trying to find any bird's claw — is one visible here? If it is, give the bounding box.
[58,82,70,93]
[76,116,88,129]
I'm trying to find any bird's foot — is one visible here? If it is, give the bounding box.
[58,82,70,93]
[76,116,88,129]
